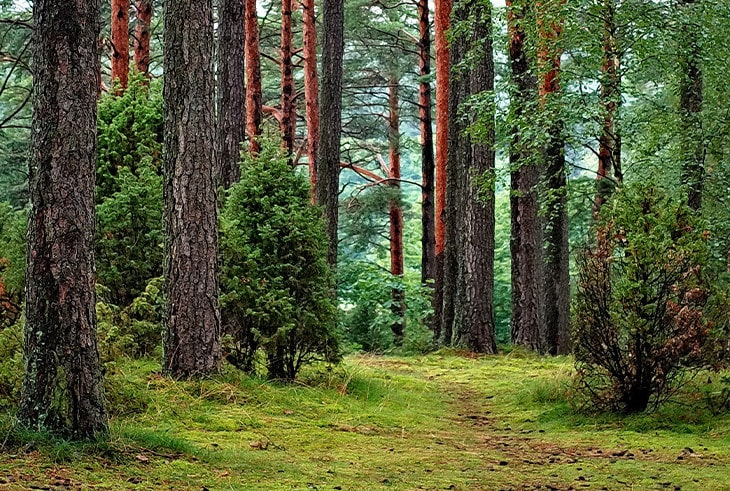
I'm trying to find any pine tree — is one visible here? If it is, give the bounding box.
[537,0,570,355]
[417,0,436,288]
[111,0,130,90]
[133,0,152,77]
[432,0,451,339]
[316,0,345,266]
[245,0,263,154]
[507,0,543,352]
[217,0,246,188]
[19,0,108,438]
[163,0,221,377]
[302,0,319,197]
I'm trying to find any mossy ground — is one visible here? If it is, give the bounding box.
[0,352,728,490]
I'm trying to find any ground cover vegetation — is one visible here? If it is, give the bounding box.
[0,354,728,490]
[0,0,729,487]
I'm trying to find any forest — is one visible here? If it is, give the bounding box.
[0,0,729,489]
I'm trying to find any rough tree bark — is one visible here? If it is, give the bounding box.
[433,0,451,340]
[440,1,469,347]
[133,0,152,77]
[280,0,295,157]
[388,76,405,343]
[19,0,108,438]
[163,0,221,377]
[507,0,543,353]
[537,0,570,355]
[593,0,622,214]
[417,0,436,288]
[217,0,246,188]
[245,0,263,154]
[316,0,345,266]
[678,0,704,211]
[302,0,319,198]
[111,0,130,91]
[456,0,497,354]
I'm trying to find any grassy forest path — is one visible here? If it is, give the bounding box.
[1,353,728,490]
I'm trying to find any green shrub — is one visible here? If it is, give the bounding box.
[0,315,24,408]
[338,261,434,353]
[219,142,340,380]
[0,203,25,328]
[96,73,164,306]
[573,184,716,413]
[97,278,164,362]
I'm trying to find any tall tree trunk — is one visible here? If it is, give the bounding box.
[507,0,543,353]
[388,77,405,344]
[433,0,451,341]
[678,0,704,211]
[163,0,221,377]
[19,0,108,439]
[133,0,152,77]
[245,0,263,154]
[537,0,570,355]
[417,0,436,288]
[280,0,295,157]
[441,2,469,347]
[302,0,319,199]
[456,0,497,354]
[217,0,246,188]
[594,0,621,214]
[316,0,345,267]
[111,0,130,91]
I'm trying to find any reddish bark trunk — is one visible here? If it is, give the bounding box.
[537,0,570,355]
[302,0,319,200]
[134,0,152,77]
[388,77,405,343]
[433,0,451,339]
[418,0,436,287]
[245,0,263,154]
[280,0,295,157]
[111,0,130,91]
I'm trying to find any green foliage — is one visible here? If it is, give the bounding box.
[573,183,718,413]
[96,73,164,306]
[96,72,163,199]
[0,315,23,408]
[219,142,340,380]
[96,278,165,362]
[339,261,434,354]
[0,203,25,328]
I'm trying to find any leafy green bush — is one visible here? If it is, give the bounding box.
[338,261,434,353]
[219,143,340,380]
[0,203,25,328]
[97,278,164,362]
[96,73,164,306]
[573,184,715,413]
[0,315,23,408]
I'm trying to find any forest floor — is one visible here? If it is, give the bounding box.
[0,352,728,490]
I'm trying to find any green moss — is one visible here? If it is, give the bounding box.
[0,354,728,490]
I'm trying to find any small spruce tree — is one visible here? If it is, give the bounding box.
[220,142,340,380]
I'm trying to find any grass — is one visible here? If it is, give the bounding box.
[0,353,728,490]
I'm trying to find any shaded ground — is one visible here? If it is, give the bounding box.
[0,353,728,490]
